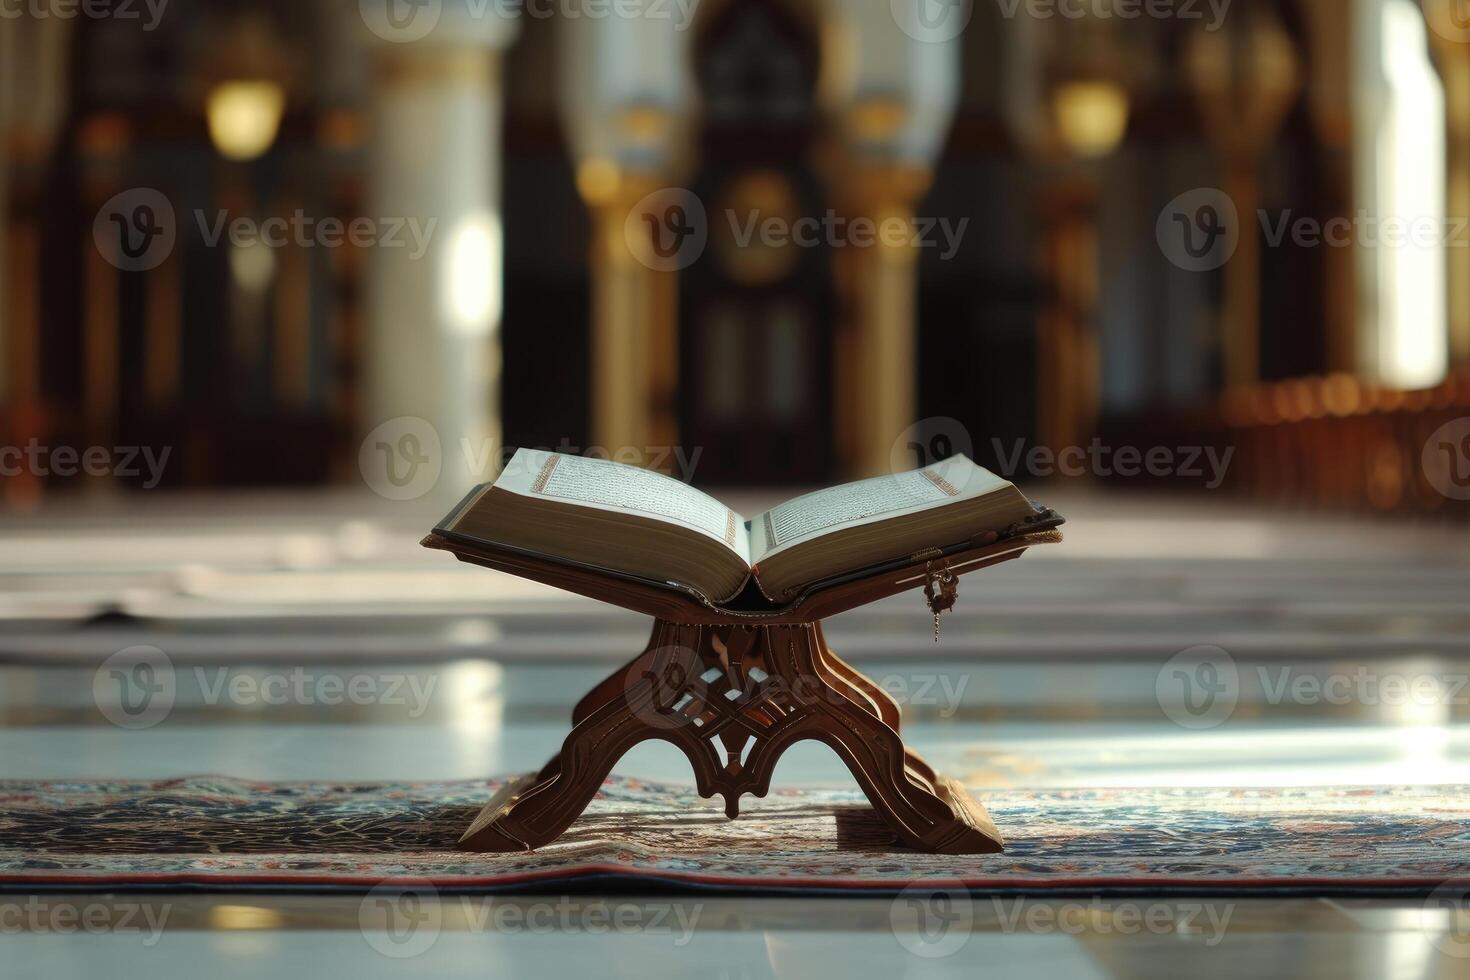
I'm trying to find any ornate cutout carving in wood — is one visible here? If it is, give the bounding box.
[458,620,1004,855]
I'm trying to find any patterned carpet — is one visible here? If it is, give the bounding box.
[2,776,1465,895]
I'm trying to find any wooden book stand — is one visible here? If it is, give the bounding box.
[423,512,1063,855]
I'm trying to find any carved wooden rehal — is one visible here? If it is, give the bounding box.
[424,519,1063,855]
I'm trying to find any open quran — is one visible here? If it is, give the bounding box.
[426,448,1048,605]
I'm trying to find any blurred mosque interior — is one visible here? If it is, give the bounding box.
[3,1,1470,975]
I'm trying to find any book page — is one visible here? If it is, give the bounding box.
[750,455,1010,563]
[495,448,750,563]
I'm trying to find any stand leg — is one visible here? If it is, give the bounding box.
[458,620,1003,854]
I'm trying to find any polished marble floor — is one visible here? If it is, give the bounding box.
[8,895,1470,979]
[2,490,1468,977]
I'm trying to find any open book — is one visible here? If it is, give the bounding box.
[431,448,1044,605]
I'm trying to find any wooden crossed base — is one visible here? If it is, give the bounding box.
[424,516,1063,855]
[459,618,1002,853]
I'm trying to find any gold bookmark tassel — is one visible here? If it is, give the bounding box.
[923,560,958,643]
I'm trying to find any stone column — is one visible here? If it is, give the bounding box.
[557,8,693,469]
[361,0,519,501]
[580,172,682,467]
[822,0,961,478]
[828,162,932,478]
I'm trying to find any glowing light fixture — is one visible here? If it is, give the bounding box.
[228,239,276,293]
[1052,80,1131,159]
[206,80,286,162]
[575,157,620,206]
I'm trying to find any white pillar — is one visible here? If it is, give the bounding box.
[1353,0,1449,389]
[362,1,519,502]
